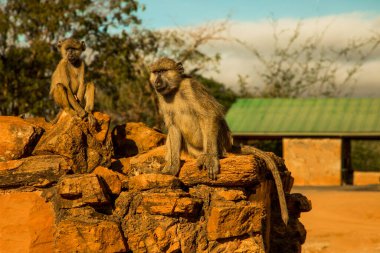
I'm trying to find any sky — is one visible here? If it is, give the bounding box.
[138,0,380,97]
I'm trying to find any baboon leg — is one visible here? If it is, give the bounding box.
[53,83,76,117]
[84,81,95,113]
[162,126,182,176]
[197,118,220,180]
[65,84,86,118]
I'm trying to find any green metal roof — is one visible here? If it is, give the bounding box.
[225,98,380,137]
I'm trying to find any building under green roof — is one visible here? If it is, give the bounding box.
[225,98,380,138]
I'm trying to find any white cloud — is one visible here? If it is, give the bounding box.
[195,13,380,97]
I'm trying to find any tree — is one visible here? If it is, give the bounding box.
[240,20,380,98]
[0,0,142,117]
[0,1,232,127]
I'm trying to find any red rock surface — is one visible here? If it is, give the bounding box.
[33,112,113,173]
[0,118,310,253]
[55,220,127,252]
[112,122,166,157]
[0,191,55,253]
[0,116,43,161]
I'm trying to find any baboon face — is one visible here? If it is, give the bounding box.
[57,38,85,64]
[150,58,184,96]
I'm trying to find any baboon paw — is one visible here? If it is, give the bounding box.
[197,154,220,180]
[162,164,180,176]
[196,154,207,167]
[86,113,96,129]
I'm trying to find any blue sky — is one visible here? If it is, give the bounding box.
[138,0,380,28]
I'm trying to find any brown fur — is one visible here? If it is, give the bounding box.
[150,57,232,179]
[50,38,95,122]
[150,57,288,225]
[240,145,289,225]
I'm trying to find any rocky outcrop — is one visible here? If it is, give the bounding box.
[0,191,55,253]
[33,112,113,173]
[0,117,311,253]
[0,116,44,161]
[112,122,166,157]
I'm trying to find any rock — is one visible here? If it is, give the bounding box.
[128,173,182,191]
[123,214,193,253]
[114,191,135,218]
[33,112,113,173]
[207,201,264,240]
[57,174,110,208]
[93,112,111,143]
[209,236,264,253]
[126,147,263,188]
[112,122,166,157]
[92,166,127,195]
[0,155,70,189]
[136,191,202,217]
[0,116,43,161]
[212,188,248,201]
[55,219,127,253]
[287,193,312,217]
[0,191,55,253]
[24,117,53,132]
[179,154,263,187]
[128,146,166,175]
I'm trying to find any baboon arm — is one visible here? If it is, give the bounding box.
[163,125,182,176]
[84,82,95,113]
[64,83,86,118]
[201,116,219,155]
[50,61,69,95]
[76,63,86,103]
[197,116,220,179]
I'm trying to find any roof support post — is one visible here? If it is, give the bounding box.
[341,138,353,185]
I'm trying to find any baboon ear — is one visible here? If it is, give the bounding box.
[176,62,184,74]
[81,41,86,51]
[57,40,63,49]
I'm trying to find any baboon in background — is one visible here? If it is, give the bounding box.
[149,57,288,225]
[149,57,232,180]
[50,38,95,123]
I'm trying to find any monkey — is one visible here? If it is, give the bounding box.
[50,38,95,124]
[149,57,232,180]
[149,57,288,225]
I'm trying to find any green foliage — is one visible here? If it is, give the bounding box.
[0,0,143,119]
[0,1,231,127]
[351,140,380,172]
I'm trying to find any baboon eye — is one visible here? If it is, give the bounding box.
[154,70,165,74]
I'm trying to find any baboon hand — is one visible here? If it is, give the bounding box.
[162,161,180,176]
[77,109,87,119]
[86,113,96,129]
[197,154,220,180]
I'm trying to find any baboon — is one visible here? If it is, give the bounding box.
[150,57,232,180]
[50,38,95,123]
[150,57,288,225]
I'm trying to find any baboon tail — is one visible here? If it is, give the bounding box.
[241,145,289,225]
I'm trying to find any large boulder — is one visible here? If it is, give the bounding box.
[33,112,113,173]
[112,122,166,157]
[0,191,56,253]
[0,155,70,188]
[0,116,43,161]
[55,219,127,253]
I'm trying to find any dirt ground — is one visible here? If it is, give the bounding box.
[293,186,380,253]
